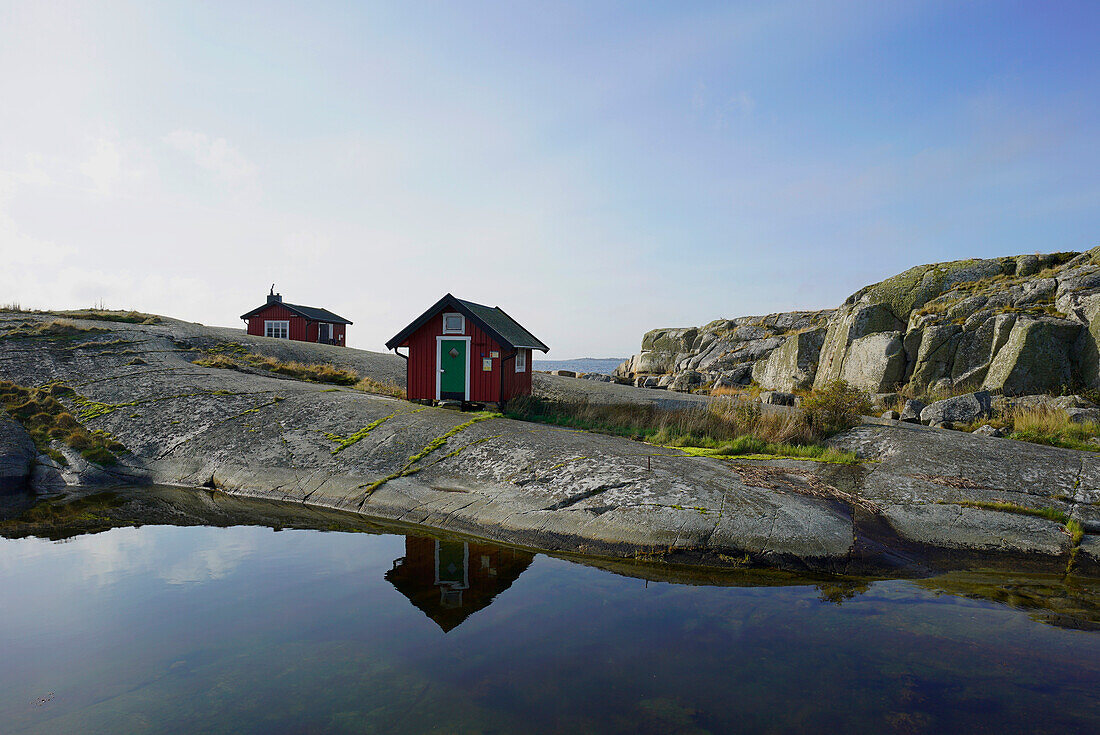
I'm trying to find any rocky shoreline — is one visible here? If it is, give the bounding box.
[0,310,1097,577]
[616,249,1100,398]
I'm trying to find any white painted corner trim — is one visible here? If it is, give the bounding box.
[435,335,472,401]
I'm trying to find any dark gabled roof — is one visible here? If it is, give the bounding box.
[385,294,549,352]
[240,300,352,325]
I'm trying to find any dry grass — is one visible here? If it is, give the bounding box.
[1,319,108,341]
[0,381,124,465]
[57,308,161,325]
[195,344,405,397]
[995,406,1100,451]
[354,377,406,399]
[710,383,764,400]
[503,380,869,463]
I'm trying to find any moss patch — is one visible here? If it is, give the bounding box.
[0,381,125,465]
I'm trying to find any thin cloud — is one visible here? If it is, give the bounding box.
[163,130,256,183]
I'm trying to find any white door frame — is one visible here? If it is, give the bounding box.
[436,335,472,401]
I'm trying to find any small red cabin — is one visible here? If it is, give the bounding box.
[386,294,549,404]
[240,288,352,346]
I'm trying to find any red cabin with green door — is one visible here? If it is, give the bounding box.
[386,294,549,404]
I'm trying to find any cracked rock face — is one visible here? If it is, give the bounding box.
[0,311,1095,574]
[618,249,1100,397]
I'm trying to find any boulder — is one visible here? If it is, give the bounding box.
[838,332,906,393]
[759,391,797,407]
[1004,394,1097,412]
[1072,291,1100,390]
[814,304,906,388]
[880,410,900,420]
[950,314,1016,387]
[945,295,988,322]
[751,328,826,392]
[579,373,613,383]
[1015,254,1041,277]
[982,317,1081,395]
[899,399,926,423]
[1066,408,1100,425]
[550,369,576,378]
[0,414,36,493]
[972,424,1004,437]
[920,391,993,426]
[669,370,704,393]
[905,324,962,391]
[714,364,753,388]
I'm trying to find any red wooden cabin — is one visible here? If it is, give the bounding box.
[240,288,352,346]
[386,294,549,404]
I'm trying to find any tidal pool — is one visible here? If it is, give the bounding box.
[1,490,1098,734]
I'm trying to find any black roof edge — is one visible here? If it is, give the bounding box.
[488,303,550,352]
[385,293,548,352]
[239,302,352,325]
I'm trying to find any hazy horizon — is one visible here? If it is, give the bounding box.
[1,1,1097,357]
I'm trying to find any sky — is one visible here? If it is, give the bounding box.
[0,1,1097,358]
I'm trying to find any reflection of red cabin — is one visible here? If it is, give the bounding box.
[385,535,534,632]
[385,294,548,404]
[240,288,352,346]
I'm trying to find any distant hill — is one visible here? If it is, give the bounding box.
[533,357,625,375]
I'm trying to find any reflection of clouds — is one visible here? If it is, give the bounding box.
[161,536,255,585]
[0,526,258,589]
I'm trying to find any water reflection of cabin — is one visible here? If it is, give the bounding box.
[386,536,533,632]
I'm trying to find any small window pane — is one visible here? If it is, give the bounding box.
[516,349,526,373]
[443,314,464,334]
[265,320,289,339]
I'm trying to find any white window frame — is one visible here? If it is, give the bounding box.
[515,348,526,373]
[318,322,331,342]
[435,335,472,401]
[442,312,465,334]
[264,320,290,339]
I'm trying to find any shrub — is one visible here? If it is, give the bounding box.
[801,380,872,435]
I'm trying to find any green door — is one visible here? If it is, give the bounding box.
[439,339,467,400]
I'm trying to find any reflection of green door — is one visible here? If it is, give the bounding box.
[439,339,467,400]
[436,541,468,587]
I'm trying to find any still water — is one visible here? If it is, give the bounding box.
[1,497,1099,733]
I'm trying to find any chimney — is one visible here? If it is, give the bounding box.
[267,284,282,304]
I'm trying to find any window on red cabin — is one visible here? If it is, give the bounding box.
[265,320,289,339]
[515,349,526,372]
[443,313,464,334]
